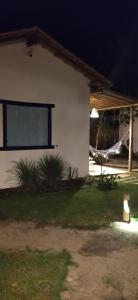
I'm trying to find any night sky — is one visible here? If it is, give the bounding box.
[0,0,138,97]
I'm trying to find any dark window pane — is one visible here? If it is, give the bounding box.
[7,105,48,147]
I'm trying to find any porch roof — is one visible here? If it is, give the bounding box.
[90,89,138,111]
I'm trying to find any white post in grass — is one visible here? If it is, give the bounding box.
[128,106,133,172]
[123,193,130,223]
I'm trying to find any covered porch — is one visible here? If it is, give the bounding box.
[89,89,138,175]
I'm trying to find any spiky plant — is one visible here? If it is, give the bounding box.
[38,154,65,187]
[10,159,40,192]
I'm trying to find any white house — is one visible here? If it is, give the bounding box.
[0,27,109,188]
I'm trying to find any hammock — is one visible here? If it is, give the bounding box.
[89,132,128,159]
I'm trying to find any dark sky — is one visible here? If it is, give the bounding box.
[0,0,138,97]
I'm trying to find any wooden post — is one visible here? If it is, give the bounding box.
[128,106,133,172]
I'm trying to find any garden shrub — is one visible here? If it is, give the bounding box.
[9,155,84,193]
[63,165,84,189]
[38,154,65,188]
[84,175,96,186]
[97,174,118,191]
[10,159,40,193]
[93,153,107,165]
[66,165,78,181]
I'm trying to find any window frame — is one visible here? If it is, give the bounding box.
[0,99,55,151]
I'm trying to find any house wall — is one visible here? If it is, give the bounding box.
[120,119,138,153]
[0,41,90,188]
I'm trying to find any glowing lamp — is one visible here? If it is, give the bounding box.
[90,108,99,118]
[123,193,130,223]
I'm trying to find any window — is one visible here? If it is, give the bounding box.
[0,100,54,150]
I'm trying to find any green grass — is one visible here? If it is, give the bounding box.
[0,184,138,229]
[0,249,72,300]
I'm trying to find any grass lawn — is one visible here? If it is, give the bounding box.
[0,184,138,300]
[0,184,138,229]
[0,249,72,300]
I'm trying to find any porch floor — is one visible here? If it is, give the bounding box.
[89,157,138,176]
[89,162,126,176]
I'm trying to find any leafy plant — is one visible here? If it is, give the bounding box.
[92,153,107,176]
[120,107,138,126]
[10,159,40,192]
[63,165,84,189]
[97,174,118,190]
[66,165,78,181]
[120,144,129,158]
[38,154,65,187]
[95,111,115,149]
[93,153,107,165]
[84,175,95,186]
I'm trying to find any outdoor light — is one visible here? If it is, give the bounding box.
[112,193,138,234]
[123,193,130,223]
[26,45,33,58]
[90,108,99,118]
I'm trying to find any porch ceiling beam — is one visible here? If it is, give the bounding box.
[92,90,136,103]
[90,89,138,111]
[95,96,132,104]
[91,98,128,104]
[90,103,138,111]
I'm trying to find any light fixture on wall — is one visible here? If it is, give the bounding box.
[26,45,34,58]
[90,108,99,118]
[26,35,36,58]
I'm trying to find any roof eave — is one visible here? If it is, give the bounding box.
[0,26,111,88]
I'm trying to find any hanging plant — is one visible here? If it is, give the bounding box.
[95,111,114,149]
[120,108,138,126]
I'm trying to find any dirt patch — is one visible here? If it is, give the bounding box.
[0,221,138,300]
[80,231,138,256]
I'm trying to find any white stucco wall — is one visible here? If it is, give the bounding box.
[120,119,138,153]
[0,41,90,188]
